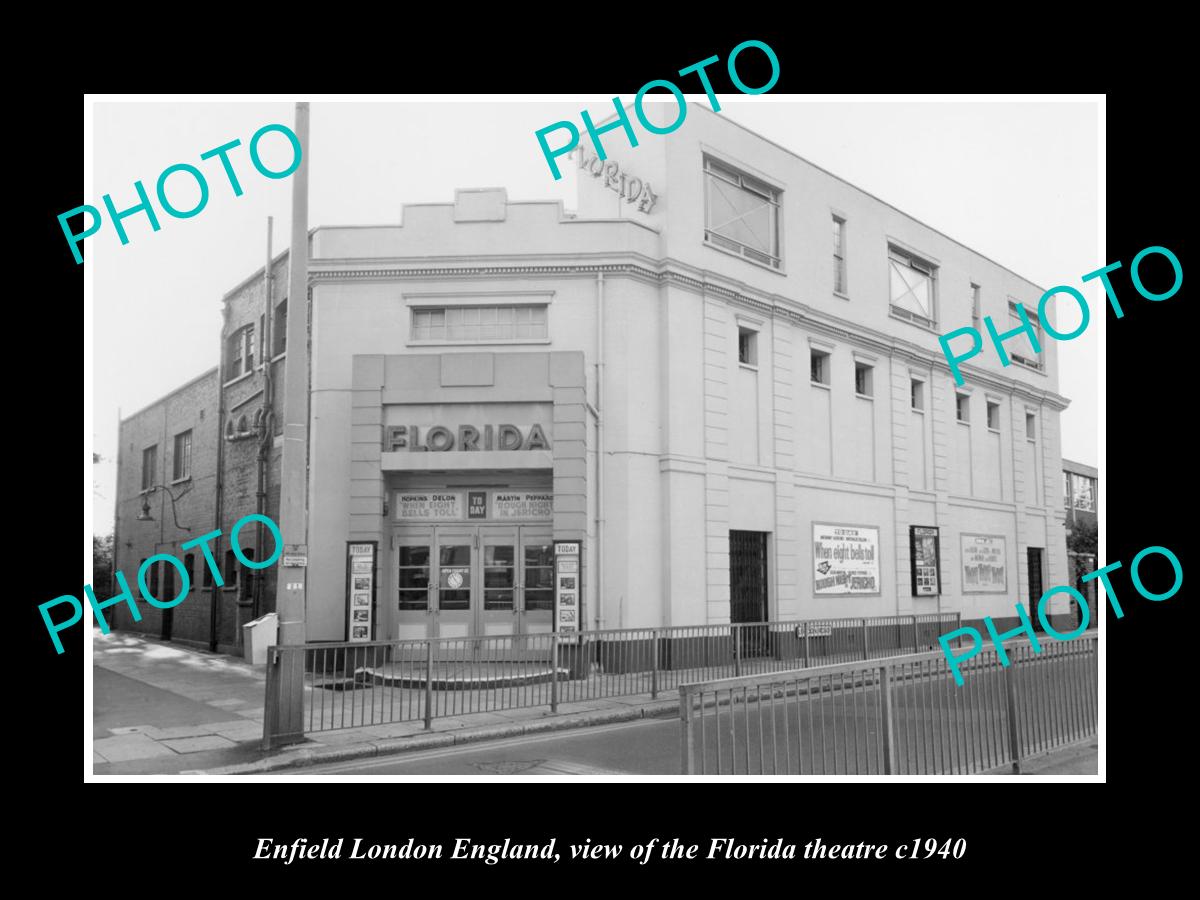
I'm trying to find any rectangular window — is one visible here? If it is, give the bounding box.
[223,549,239,586]
[225,331,242,380]
[986,400,1000,431]
[704,156,781,268]
[141,445,157,492]
[956,393,970,423]
[738,327,757,366]
[1026,412,1037,440]
[411,305,548,343]
[224,324,256,381]
[971,283,981,328]
[273,298,287,356]
[911,379,925,411]
[1072,475,1096,511]
[889,245,938,328]
[244,322,256,372]
[172,430,192,481]
[832,216,847,294]
[810,349,830,386]
[1008,301,1043,370]
[854,362,873,397]
[1063,471,1072,510]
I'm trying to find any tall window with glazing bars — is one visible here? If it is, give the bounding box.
[703,156,781,269]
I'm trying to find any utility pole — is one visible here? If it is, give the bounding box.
[275,101,310,649]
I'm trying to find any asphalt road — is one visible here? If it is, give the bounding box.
[303,655,1097,776]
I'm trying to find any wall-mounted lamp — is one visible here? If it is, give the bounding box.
[136,482,194,530]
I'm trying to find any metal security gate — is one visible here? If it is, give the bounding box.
[729,531,769,658]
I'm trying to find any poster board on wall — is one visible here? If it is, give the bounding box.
[346,541,377,642]
[812,523,881,596]
[961,534,1007,593]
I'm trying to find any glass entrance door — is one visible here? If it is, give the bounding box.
[433,528,474,639]
[395,528,433,641]
[519,528,555,635]
[479,527,518,638]
[394,524,560,645]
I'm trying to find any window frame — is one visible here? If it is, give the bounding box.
[986,400,1001,432]
[703,155,783,270]
[956,392,971,424]
[910,378,925,412]
[1025,411,1037,441]
[810,348,831,388]
[224,323,256,383]
[887,244,939,330]
[832,215,848,296]
[737,326,758,368]
[272,298,288,358]
[1072,474,1096,512]
[854,361,873,399]
[1007,300,1045,371]
[172,429,193,482]
[408,303,550,346]
[970,282,982,329]
[141,445,157,493]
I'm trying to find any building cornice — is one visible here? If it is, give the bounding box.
[308,258,1070,412]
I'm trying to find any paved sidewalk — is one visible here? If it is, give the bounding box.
[92,631,679,775]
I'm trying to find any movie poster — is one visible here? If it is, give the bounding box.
[812,524,880,595]
[961,534,1007,592]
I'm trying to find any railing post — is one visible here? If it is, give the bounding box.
[261,646,279,751]
[423,640,433,730]
[804,626,810,669]
[861,618,869,660]
[878,664,894,774]
[733,625,742,677]
[551,631,560,714]
[910,614,918,652]
[955,611,963,648]
[651,629,659,700]
[680,686,695,775]
[1003,652,1022,774]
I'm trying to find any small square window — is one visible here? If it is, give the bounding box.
[854,362,873,397]
[738,327,757,366]
[811,349,830,386]
[1026,412,1036,441]
[987,401,1000,431]
[911,379,925,411]
[956,393,970,423]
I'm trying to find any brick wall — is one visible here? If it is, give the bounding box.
[111,368,219,644]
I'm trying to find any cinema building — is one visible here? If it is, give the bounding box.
[112,103,1074,654]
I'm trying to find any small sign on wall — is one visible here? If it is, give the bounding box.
[554,541,581,641]
[346,541,377,642]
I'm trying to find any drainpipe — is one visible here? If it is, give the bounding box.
[594,271,606,632]
[254,217,274,619]
[209,308,229,653]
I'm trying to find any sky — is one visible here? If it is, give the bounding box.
[89,97,1100,535]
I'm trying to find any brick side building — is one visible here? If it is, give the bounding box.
[112,367,219,648]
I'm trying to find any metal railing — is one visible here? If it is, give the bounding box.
[678,634,1097,774]
[262,613,961,748]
